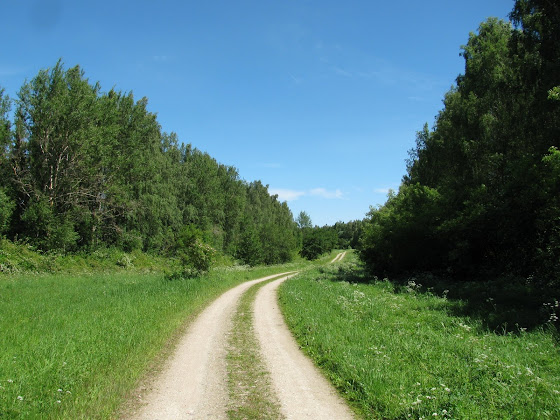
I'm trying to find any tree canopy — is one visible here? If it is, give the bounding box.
[0,61,300,266]
[360,0,560,287]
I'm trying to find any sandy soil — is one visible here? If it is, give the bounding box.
[127,272,294,420]
[253,273,355,419]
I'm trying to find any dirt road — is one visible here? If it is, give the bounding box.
[331,250,347,263]
[254,271,355,419]
[128,253,353,419]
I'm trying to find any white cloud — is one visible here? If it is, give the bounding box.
[288,73,303,84]
[310,188,344,199]
[374,188,390,194]
[269,188,306,202]
[332,66,352,77]
[270,187,345,202]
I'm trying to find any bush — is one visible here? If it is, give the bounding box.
[167,225,217,279]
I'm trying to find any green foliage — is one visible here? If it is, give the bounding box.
[296,211,313,229]
[300,226,338,260]
[361,2,560,287]
[0,238,174,275]
[167,225,216,278]
[2,61,301,265]
[332,219,364,249]
[0,188,14,235]
[549,86,560,101]
[360,183,444,275]
[235,220,263,266]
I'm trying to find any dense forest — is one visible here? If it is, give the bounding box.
[0,62,306,268]
[0,61,361,270]
[360,0,560,289]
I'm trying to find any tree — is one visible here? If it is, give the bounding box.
[12,61,102,250]
[296,211,313,229]
[1,61,303,266]
[360,1,560,284]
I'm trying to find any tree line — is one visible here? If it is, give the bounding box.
[359,0,560,288]
[0,61,300,267]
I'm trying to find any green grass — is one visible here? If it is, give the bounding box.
[226,276,286,420]
[0,265,301,419]
[278,254,560,419]
[0,239,177,275]
[0,247,341,419]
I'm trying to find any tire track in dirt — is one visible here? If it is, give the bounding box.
[253,275,355,419]
[331,251,347,263]
[128,272,295,420]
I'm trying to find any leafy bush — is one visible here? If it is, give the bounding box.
[166,226,216,279]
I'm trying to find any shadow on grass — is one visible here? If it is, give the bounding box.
[321,261,559,334]
[410,274,560,334]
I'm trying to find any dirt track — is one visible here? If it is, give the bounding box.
[253,268,354,419]
[128,252,353,419]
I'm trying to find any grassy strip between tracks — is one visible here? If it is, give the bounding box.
[226,274,288,420]
[0,251,339,420]
[278,254,560,419]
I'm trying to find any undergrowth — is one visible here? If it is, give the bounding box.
[0,239,176,275]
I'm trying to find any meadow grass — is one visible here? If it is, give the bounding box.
[278,253,560,419]
[0,247,341,419]
[0,263,306,419]
[0,239,177,275]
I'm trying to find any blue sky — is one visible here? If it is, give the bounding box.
[1,0,514,226]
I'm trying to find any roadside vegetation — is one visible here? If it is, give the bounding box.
[0,262,311,420]
[279,254,560,419]
[0,248,340,420]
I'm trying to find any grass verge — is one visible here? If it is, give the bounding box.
[0,264,306,419]
[278,254,560,419]
[226,275,287,420]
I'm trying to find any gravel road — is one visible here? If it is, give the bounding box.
[254,271,355,419]
[128,253,353,419]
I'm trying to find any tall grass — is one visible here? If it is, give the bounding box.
[0,263,304,419]
[0,239,176,274]
[279,255,560,419]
